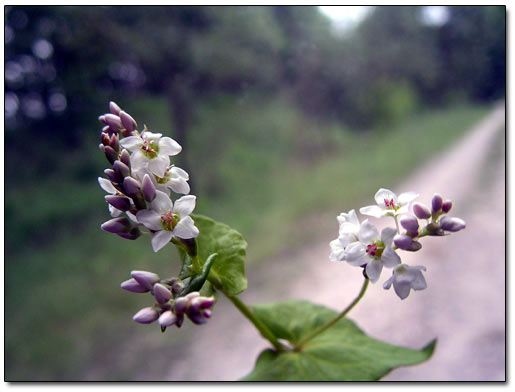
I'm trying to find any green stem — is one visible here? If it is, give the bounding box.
[295,278,370,350]
[224,293,286,352]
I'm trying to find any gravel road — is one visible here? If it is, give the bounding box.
[163,104,505,381]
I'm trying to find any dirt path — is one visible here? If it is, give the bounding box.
[165,104,505,381]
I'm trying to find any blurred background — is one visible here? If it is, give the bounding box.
[4,5,505,380]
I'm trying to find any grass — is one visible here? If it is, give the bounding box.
[4,96,490,380]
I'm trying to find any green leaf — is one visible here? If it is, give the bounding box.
[242,300,436,381]
[191,214,247,295]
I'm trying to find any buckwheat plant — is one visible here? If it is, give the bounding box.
[97,102,466,381]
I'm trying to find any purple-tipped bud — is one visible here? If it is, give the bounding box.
[101,131,110,146]
[407,230,419,238]
[142,174,156,202]
[442,200,453,213]
[109,101,122,115]
[400,216,419,232]
[189,297,203,312]
[407,241,422,251]
[158,310,177,327]
[440,216,466,232]
[117,227,141,240]
[101,217,131,234]
[133,307,159,324]
[120,149,131,168]
[104,145,118,165]
[123,176,141,196]
[108,134,119,152]
[202,309,212,318]
[113,160,130,179]
[131,270,160,290]
[105,195,132,211]
[175,313,184,328]
[171,280,185,295]
[153,283,172,304]
[393,234,413,250]
[431,194,443,213]
[104,113,123,130]
[188,311,208,325]
[120,278,148,293]
[98,115,107,125]
[119,110,137,132]
[199,296,215,309]
[104,168,117,183]
[413,202,431,219]
[174,297,190,315]
[184,292,200,301]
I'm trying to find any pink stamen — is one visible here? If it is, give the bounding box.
[384,198,395,209]
[366,243,377,256]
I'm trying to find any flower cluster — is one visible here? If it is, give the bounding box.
[330,188,466,299]
[121,270,215,329]
[97,101,199,252]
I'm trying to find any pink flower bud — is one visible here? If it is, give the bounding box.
[113,160,130,179]
[431,194,443,213]
[440,216,466,232]
[98,115,107,125]
[142,174,156,202]
[103,145,118,165]
[119,110,137,132]
[120,149,131,168]
[101,217,131,234]
[121,278,148,293]
[131,271,160,290]
[393,234,413,250]
[153,283,172,304]
[199,296,215,309]
[109,101,121,115]
[400,216,419,232]
[105,195,132,211]
[442,200,452,213]
[133,307,159,324]
[174,297,189,315]
[158,310,177,327]
[104,113,123,130]
[413,202,431,219]
[123,176,140,196]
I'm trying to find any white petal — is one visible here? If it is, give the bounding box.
[365,260,383,283]
[169,178,190,195]
[398,191,419,206]
[380,227,397,247]
[131,150,148,171]
[136,210,163,231]
[148,155,170,177]
[98,177,117,194]
[329,238,346,261]
[173,195,196,217]
[393,280,411,300]
[142,131,162,142]
[358,220,379,244]
[151,190,173,213]
[395,205,410,215]
[339,232,358,248]
[383,274,394,289]
[345,242,369,267]
[171,166,189,179]
[359,205,386,218]
[173,216,199,239]
[109,204,122,217]
[381,246,401,268]
[410,270,427,291]
[374,188,398,205]
[119,136,142,152]
[126,211,138,223]
[151,230,174,252]
[159,137,182,156]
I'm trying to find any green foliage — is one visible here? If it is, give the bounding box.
[242,300,436,381]
[190,214,248,295]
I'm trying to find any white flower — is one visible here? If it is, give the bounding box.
[344,220,401,282]
[98,177,138,222]
[136,190,199,252]
[134,165,190,195]
[360,188,418,218]
[329,209,361,261]
[383,264,427,300]
[120,131,182,177]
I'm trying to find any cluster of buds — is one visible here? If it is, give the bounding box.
[97,101,198,252]
[121,270,215,330]
[330,188,466,300]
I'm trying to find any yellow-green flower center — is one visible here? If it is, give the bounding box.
[161,210,179,231]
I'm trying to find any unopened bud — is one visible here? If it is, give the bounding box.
[109,134,119,152]
[199,296,215,309]
[98,115,107,125]
[121,278,148,293]
[105,195,132,211]
[117,226,141,240]
[184,292,200,301]
[131,270,160,290]
[104,145,118,165]
[133,307,159,324]
[174,297,189,315]
[119,110,137,132]
[101,217,131,234]
[109,101,122,115]
[188,311,208,325]
[400,216,419,232]
[142,174,156,202]
[407,241,422,251]
[175,313,184,328]
[104,113,123,131]
[189,297,203,312]
[440,216,466,232]
[202,309,212,318]
[393,234,413,250]
[158,310,177,327]
[431,194,443,213]
[104,168,117,183]
[113,160,130,179]
[171,280,185,295]
[123,176,141,196]
[442,200,452,213]
[120,149,131,168]
[413,202,431,219]
[153,283,172,304]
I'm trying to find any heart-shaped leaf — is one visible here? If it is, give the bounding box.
[242,300,436,381]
